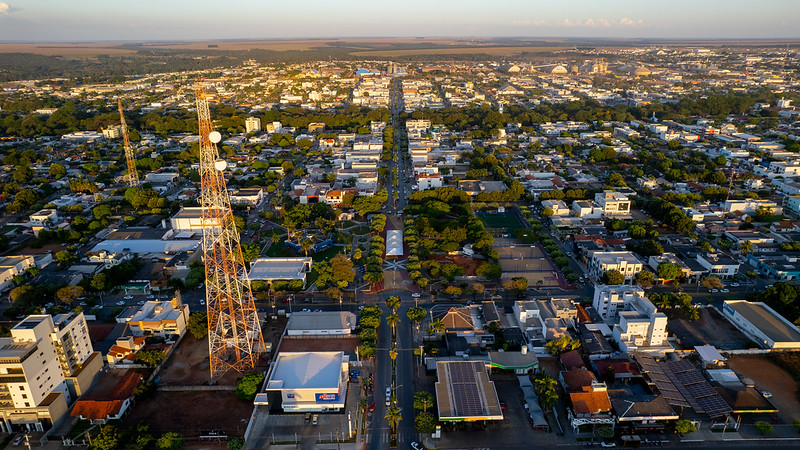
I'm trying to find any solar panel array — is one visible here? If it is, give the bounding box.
[663,360,732,417]
[635,353,690,408]
[447,362,487,417]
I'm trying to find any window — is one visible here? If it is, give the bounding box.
[24,402,29,407]
[21,394,27,399]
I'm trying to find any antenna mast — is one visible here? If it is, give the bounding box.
[195,82,265,379]
[118,100,139,187]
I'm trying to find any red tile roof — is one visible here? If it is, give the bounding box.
[71,372,143,420]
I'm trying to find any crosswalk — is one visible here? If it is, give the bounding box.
[368,431,422,444]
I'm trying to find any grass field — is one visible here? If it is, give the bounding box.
[477,211,525,233]
[0,43,137,57]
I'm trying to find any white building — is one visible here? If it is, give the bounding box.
[0,313,100,433]
[722,300,800,349]
[541,200,570,216]
[286,311,356,336]
[588,252,644,284]
[245,117,262,133]
[723,199,782,216]
[264,352,349,412]
[696,253,739,279]
[170,207,222,233]
[230,187,265,206]
[594,190,631,216]
[592,285,668,353]
[0,256,35,291]
[125,299,190,338]
[28,209,59,228]
[248,257,312,286]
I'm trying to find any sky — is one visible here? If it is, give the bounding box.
[0,0,798,42]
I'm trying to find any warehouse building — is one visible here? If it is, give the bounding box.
[722,300,800,349]
[265,352,349,412]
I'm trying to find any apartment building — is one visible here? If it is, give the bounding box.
[0,313,100,433]
[594,190,631,216]
[592,285,668,353]
[588,252,644,284]
[245,117,262,133]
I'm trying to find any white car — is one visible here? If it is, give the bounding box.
[720,289,729,293]
[410,442,423,450]
[117,301,126,306]
[411,293,421,298]
[730,283,740,287]
[123,295,134,300]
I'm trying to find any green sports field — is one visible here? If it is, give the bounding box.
[477,211,525,233]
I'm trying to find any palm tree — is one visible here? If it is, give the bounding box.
[385,405,402,434]
[534,374,558,395]
[740,240,753,255]
[427,318,445,336]
[539,389,559,412]
[389,347,398,363]
[301,239,313,256]
[386,313,400,334]
[385,296,401,312]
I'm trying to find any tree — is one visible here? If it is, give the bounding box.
[407,306,426,323]
[133,381,157,399]
[56,285,84,304]
[55,250,77,267]
[541,207,554,217]
[545,336,581,355]
[602,269,625,285]
[187,311,208,339]
[656,262,681,281]
[227,437,245,450]
[49,163,67,179]
[635,270,654,289]
[740,240,753,255]
[427,319,445,336]
[386,313,400,333]
[330,253,355,288]
[413,391,434,412]
[92,424,120,450]
[385,296,401,312]
[136,350,165,367]
[240,242,261,266]
[701,276,724,290]
[596,426,614,440]
[754,421,773,435]
[414,411,437,433]
[236,372,264,400]
[385,405,402,434]
[92,204,113,221]
[9,285,33,304]
[675,419,696,435]
[155,432,184,450]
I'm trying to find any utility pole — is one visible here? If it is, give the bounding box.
[195,82,265,379]
[118,100,139,187]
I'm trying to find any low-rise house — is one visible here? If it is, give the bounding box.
[248,257,312,287]
[594,190,631,216]
[746,254,800,280]
[125,299,190,339]
[696,253,739,279]
[71,371,143,424]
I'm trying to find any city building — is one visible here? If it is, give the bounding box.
[696,253,739,279]
[435,361,503,422]
[264,352,349,412]
[125,298,190,339]
[245,117,262,133]
[0,256,35,291]
[170,207,222,233]
[0,313,100,433]
[70,371,143,424]
[722,301,800,349]
[248,257,312,286]
[588,252,644,284]
[286,311,356,336]
[229,187,265,206]
[593,285,669,353]
[594,190,631,216]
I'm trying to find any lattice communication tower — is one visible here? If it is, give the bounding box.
[117,100,139,187]
[195,83,265,379]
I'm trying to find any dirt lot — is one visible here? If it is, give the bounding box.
[158,334,267,386]
[278,336,358,354]
[727,355,800,423]
[124,390,254,438]
[432,254,481,276]
[668,307,751,350]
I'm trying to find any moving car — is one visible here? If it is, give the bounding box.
[411,442,423,450]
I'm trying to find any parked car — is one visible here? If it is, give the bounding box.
[12,435,24,446]
[762,391,773,398]
[410,442,423,450]
[312,414,319,425]
[304,413,311,423]
[730,283,740,287]
[411,293,421,298]
[123,295,134,300]
[720,289,730,293]
[500,402,507,412]
[116,301,126,306]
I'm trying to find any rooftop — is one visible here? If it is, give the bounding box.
[248,257,312,281]
[266,351,346,390]
[435,361,503,421]
[726,300,800,343]
[287,311,356,332]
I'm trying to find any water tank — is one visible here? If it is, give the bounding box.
[521,346,528,355]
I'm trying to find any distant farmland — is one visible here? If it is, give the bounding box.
[350,45,568,57]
